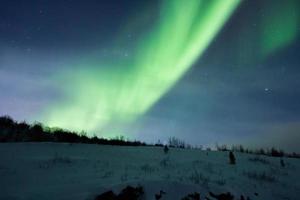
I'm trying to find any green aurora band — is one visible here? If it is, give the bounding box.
[41,0,240,137]
[261,0,300,57]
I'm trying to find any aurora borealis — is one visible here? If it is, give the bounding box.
[41,0,240,135]
[1,0,300,151]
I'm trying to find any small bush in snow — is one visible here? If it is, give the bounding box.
[164,145,169,154]
[229,151,236,165]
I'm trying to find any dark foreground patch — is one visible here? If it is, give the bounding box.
[95,186,253,200]
[95,186,144,200]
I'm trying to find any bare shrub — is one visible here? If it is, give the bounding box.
[229,151,236,165]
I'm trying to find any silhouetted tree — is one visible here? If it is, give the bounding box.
[30,123,45,141]
[0,115,15,129]
[14,121,30,141]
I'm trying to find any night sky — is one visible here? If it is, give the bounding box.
[1,0,300,151]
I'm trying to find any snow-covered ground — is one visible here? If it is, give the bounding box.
[0,143,299,200]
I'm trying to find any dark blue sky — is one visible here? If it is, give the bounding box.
[1,0,300,151]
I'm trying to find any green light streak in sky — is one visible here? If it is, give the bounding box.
[261,0,299,57]
[42,0,240,137]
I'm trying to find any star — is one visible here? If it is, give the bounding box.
[264,87,269,92]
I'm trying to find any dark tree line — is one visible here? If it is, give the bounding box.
[0,115,146,146]
[216,144,300,159]
[1,115,300,159]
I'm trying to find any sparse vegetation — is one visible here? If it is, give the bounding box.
[38,153,72,169]
[218,142,300,159]
[249,156,270,165]
[140,164,156,174]
[159,157,171,168]
[189,170,210,186]
[244,171,276,183]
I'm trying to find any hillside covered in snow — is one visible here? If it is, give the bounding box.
[0,143,299,200]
